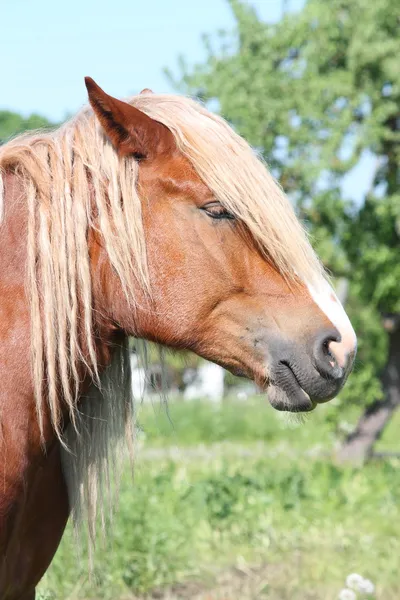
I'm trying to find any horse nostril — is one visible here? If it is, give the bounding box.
[322,338,335,364]
[314,331,343,380]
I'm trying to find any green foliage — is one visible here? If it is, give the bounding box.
[166,0,400,412]
[334,302,388,409]
[36,592,55,600]
[39,401,400,598]
[0,110,55,144]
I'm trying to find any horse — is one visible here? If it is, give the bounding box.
[0,77,357,598]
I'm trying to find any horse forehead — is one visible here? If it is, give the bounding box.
[140,153,212,201]
[161,152,201,181]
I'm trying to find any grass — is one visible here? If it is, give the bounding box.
[38,398,400,599]
[136,395,335,449]
[137,394,400,451]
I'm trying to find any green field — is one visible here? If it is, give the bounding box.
[39,398,400,599]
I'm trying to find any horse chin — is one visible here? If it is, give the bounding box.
[267,383,316,413]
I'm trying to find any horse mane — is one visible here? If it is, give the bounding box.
[0,92,324,547]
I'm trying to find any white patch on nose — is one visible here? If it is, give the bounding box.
[307,279,357,368]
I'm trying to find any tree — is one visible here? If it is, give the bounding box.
[166,0,400,461]
[0,110,54,144]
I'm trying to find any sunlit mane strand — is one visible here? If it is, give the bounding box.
[0,91,325,548]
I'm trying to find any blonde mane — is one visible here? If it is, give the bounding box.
[0,92,324,545]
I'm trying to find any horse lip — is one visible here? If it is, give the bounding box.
[267,361,316,412]
[279,360,306,389]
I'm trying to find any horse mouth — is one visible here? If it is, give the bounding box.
[267,361,317,413]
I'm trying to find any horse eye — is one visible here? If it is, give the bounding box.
[201,202,235,220]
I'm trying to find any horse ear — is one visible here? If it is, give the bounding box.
[84,77,173,158]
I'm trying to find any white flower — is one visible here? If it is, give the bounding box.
[346,573,365,590]
[338,589,357,600]
[345,573,375,595]
[358,579,375,595]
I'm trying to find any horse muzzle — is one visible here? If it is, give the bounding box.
[265,328,356,412]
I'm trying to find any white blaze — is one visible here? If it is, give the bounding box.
[307,279,357,368]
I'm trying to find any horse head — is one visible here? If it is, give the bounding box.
[85,78,357,413]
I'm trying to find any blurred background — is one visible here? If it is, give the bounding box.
[2,0,400,598]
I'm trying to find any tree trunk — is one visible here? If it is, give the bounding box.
[337,315,400,464]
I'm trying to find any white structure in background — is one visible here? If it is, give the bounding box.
[183,362,225,403]
[130,353,226,403]
[130,354,147,399]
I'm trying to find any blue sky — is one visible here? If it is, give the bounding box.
[1,0,372,201]
[1,0,304,120]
